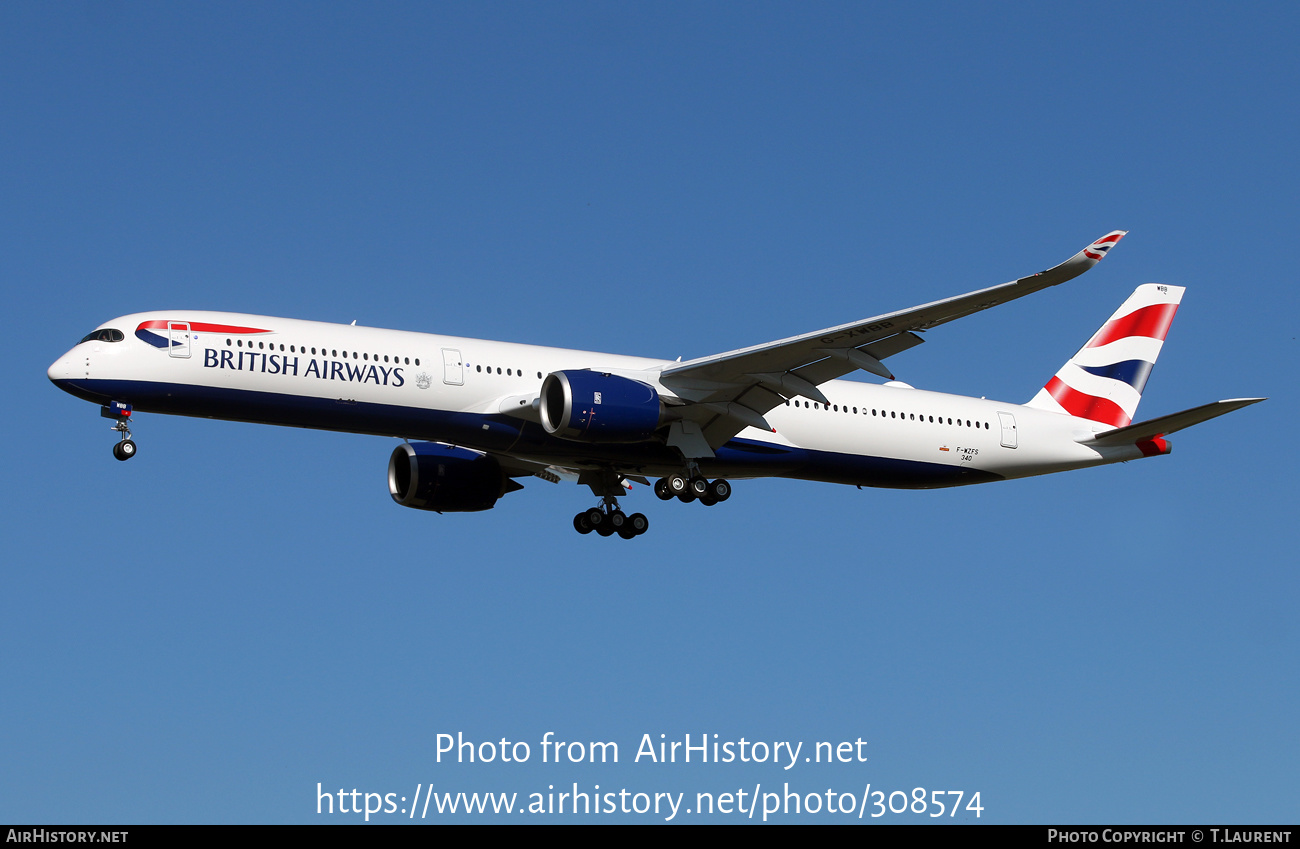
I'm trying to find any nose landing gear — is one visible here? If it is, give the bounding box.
[101,402,137,461]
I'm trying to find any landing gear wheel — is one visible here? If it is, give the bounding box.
[113,439,136,461]
[596,523,615,537]
[618,512,649,539]
[609,510,627,531]
[677,489,695,504]
[573,512,593,534]
[666,474,689,497]
[699,494,718,507]
[585,507,606,530]
[689,476,709,498]
[654,479,673,501]
[707,479,730,502]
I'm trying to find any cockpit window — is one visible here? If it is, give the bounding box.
[80,329,124,344]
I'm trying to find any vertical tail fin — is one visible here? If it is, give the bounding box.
[1025,284,1184,428]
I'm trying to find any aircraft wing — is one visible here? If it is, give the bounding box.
[657,231,1128,452]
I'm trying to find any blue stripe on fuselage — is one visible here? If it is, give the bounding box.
[51,378,1001,489]
[135,328,172,348]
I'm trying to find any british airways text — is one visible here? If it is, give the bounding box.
[203,349,405,386]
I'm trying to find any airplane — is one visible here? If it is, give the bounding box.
[48,231,1263,538]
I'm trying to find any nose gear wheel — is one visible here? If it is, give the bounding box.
[103,403,137,461]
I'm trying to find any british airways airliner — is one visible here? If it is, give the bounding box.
[48,232,1262,538]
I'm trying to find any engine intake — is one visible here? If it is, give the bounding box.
[539,370,663,442]
[388,442,519,512]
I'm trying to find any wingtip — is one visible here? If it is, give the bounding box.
[1082,230,1127,261]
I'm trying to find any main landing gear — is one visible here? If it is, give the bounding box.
[573,500,649,539]
[571,470,649,540]
[569,468,730,539]
[654,474,731,506]
[101,401,137,461]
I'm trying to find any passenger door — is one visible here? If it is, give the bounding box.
[168,321,192,358]
[442,348,463,385]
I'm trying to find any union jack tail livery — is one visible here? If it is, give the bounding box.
[1026,283,1183,428]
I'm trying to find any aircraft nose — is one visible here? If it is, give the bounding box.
[48,353,73,384]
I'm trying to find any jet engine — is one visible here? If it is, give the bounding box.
[388,442,520,512]
[539,370,663,442]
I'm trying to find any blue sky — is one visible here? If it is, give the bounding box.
[3,2,1296,823]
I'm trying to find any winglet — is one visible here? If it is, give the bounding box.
[997,229,1129,295]
[1081,230,1127,262]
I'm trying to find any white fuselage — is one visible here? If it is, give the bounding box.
[49,310,1142,489]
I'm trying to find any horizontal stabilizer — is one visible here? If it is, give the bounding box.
[1080,398,1265,446]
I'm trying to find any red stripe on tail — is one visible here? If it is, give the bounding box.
[1087,303,1178,348]
[1044,376,1132,427]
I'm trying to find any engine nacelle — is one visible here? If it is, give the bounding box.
[388,442,517,512]
[539,370,663,442]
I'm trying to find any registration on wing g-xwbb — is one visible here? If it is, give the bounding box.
[49,232,1264,538]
